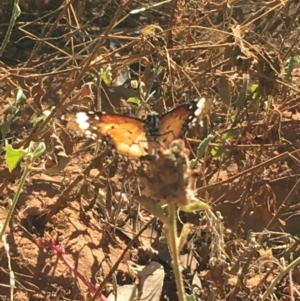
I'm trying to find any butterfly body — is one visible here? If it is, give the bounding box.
[74,97,211,160]
[144,112,161,138]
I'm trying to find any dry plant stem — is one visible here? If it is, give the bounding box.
[266,178,300,229]
[2,234,15,299]
[18,0,135,149]
[45,150,109,223]
[0,159,31,239]
[260,256,300,300]
[27,0,73,63]
[0,0,20,56]
[197,151,292,193]
[91,218,155,301]
[165,203,186,301]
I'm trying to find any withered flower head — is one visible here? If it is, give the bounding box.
[138,139,195,206]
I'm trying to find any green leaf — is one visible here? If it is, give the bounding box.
[211,146,224,157]
[10,106,19,117]
[189,134,213,169]
[127,97,141,106]
[250,83,259,99]
[32,142,46,159]
[134,196,168,224]
[100,65,112,85]
[181,201,210,212]
[13,88,25,104]
[285,55,300,74]
[13,3,21,17]
[30,116,44,125]
[6,113,12,122]
[222,129,241,141]
[5,145,27,172]
[284,55,300,82]
[210,130,240,158]
[186,294,197,301]
[26,141,35,153]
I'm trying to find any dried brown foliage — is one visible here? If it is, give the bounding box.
[1,0,300,300]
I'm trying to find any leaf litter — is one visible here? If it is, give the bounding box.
[1,0,300,300]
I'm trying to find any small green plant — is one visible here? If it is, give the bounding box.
[0,141,46,240]
[135,139,225,301]
[0,88,25,150]
[99,65,113,85]
[189,134,213,169]
[127,97,142,106]
[284,55,300,83]
[211,129,241,158]
[250,83,259,100]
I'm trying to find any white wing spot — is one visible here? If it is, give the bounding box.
[85,130,92,137]
[76,112,90,130]
[195,97,207,117]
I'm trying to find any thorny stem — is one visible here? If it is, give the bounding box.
[165,202,186,301]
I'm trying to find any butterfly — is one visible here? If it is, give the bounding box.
[74,97,211,160]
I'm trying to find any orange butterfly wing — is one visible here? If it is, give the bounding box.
[158,97,211,146]
[158,103,194,145]
[76,112,158,160]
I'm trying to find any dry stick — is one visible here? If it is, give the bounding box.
[260,257,300,301]
[228,152,300,301]
[26,0,73,64]
[44,149,109,223]
[26,0,117,67]
[91,218,155,301]
[241,0,287,31]
[228,245,257,300]
[26,0,119,72]
[18,0,135,149]
[266,178,300,231]
[188,119,300,144]
[19,27,75,59]
[248,265,278,300]
[7,67,76,79]
[289,270,295,301]
[197,151,293,193]
[247,232,298,299]
[281,10,300,59]
[1,234,15,299]
[44,174,83,223]
[200,148,300,301]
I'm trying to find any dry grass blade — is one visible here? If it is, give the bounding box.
[1,233,15,300]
